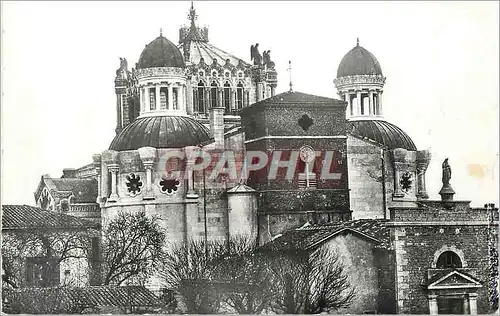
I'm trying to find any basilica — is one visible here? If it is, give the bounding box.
[26,3,498,315]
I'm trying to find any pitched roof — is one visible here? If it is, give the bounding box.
[262,219,389,251]
[3,286,162,312]
[2,205,100,231]
[43,177,98,203]
[261,91,345,105]
[227,183,256,193]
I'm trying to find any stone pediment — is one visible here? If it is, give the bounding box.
[428,270,482,290]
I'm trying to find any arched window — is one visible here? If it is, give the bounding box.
[196,81,205,114]
[160,87,168,110]
[223,82,231,113]
[149,88,156,110]
[437,251,462,269]
[210,81,218,108]
[236,83,244,109]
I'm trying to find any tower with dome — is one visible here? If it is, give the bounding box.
[26,4,498,314]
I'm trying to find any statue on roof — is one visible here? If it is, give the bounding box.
[442,158,451,186]
[250,43,262,66]
[116,58,128,77]
[264,50,275,69]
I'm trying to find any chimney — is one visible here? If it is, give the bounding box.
[62,168,77,178]
[210,106,225,147]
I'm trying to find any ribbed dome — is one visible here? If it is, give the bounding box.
[337,43,383,78]
[137,35,185,69]
[109,116,213,151]
[348,120,416,151]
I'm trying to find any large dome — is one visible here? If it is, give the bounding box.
[137,35,185,69]
[337,42,383,78]
[109,116,213,151]
[348,120,416,151]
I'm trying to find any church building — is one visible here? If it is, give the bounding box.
[29,3,498,314]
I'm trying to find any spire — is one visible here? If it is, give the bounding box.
[356,37,359,46]
[288,60,293,92]
[160,28,163,37]
[188,1,197,27]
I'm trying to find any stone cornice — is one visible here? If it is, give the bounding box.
[334,74,386,89]
[135,67,186,80]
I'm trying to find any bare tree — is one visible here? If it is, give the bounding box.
[162,238,225,313]
[2,229,94,288]
[265,247,355,314]
[211,235,272,314]
[100,211,166,286]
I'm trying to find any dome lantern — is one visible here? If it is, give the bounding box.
[333,39,386,121]
[134,33,188,118]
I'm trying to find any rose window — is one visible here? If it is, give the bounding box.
[126,173,143,196]
[159,178,180,195]
[400,172,413,193]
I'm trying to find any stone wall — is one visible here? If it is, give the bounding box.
[323,233,380,314]
[347,136,386,219]
[389,202,499,314]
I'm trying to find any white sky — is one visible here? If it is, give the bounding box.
[1,1,498,207]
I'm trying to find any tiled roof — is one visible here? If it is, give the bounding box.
[2,205,100,230]
[262,219,390,251]
[262,91,345,105]
[44,177,98,203]
[109,115,213,151]
[180,40,250,68]
[138,35,185,69]
[3,286,162,312]
[348,119,417,151]
[337,43,383,77]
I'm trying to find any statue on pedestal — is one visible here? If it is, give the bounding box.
[439,158,455,203]
[442,158,451,186]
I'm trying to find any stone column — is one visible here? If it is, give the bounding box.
[205,88,210,112]
[138,147,156,200]
[107,164,119,202]
[428,295,438,315]
[231,89,236,111]
[92,154,102,204]
[143,161,155,200]
[168,84,174,110]
[217,88,223,108]
[186,159,198,199]
[155,84,161,110]
[369,90,375,115]
[356,90,362,116]
[345,93,352,116]
[379,90,383,115]
[180,85,185,112]
[468,293,478,315]
[270,85,276,97]
[244,90,249,107]
[139,87,144,113]
[416,150,431,199]
[186,83,193,114]
[145,86,150,112]
[463,296,470,314]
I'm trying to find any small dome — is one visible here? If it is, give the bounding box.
[109,116,213,151]
[137,35,185,69]
[348,120,416,151]
[337,42,383,78]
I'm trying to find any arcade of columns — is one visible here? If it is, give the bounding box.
[343,88,383,117]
